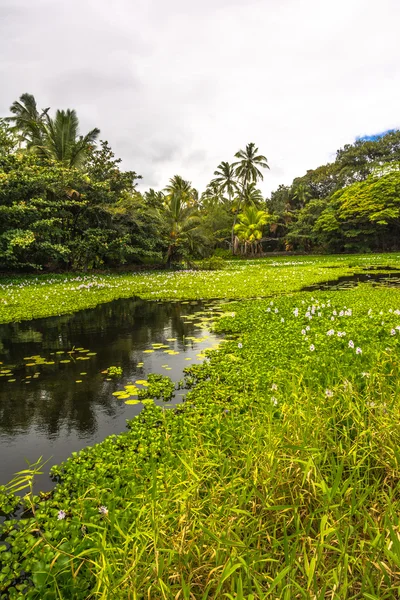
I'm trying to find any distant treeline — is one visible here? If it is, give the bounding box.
[1,93,400,271]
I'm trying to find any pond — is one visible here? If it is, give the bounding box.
[0,298,223,490]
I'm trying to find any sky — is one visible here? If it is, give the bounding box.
[0,0,399,196]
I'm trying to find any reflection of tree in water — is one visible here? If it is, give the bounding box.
[0,298,205,439]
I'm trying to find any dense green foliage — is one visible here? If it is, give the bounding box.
[3,276,400,597]
[268,132,400,252]
[2,94,400,268]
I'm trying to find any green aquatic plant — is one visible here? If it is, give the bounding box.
[106,365,123,378]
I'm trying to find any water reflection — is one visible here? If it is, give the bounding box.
[0,298,221,487]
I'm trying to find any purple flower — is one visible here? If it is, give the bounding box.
[57,510,66,520]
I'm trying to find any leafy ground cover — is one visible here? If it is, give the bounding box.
[2,253,400,324]
[2,281,400,597]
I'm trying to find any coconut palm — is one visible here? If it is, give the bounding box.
[164,175,198,205]
[211,161,238,203]
[241,182,264,206]
[38,109,100,168]
[230,143,269,254]
[158,176,204,264]
[233,142,269,186]
[7,93,49,147]
[234,205,270,255]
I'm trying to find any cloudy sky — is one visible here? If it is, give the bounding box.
[1,0,399,195]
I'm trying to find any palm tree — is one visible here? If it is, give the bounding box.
[159,176,204,264]
[38,109,100,168]
[7,93,49,147]
[231,143,269,254]
[211,161,238,203]
[233,142,269,186]
[234,206,270,255]
[291,182,311,209]
[201,181,224,209]
[241,182,264,206]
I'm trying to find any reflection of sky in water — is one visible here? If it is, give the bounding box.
[0,298,224,490]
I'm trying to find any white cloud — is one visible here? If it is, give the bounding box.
[0,0,399,194]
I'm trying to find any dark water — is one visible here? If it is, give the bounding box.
[0,298,222,490]
[301,270,400,291]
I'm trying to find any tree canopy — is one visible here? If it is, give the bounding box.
[2,92,400,270]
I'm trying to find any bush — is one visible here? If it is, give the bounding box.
[212,248,232,260]
[193,256,226,270]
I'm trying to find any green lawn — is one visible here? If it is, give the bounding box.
[2,258,400,598]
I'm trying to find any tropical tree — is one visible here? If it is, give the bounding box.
[291,182,311,209]
[241,182,264,206]
[6,93,49,148]
[234,206,270,255]
[37,109,100,168]
[231,143,269,253]
[156,176,204,264]
[234,142,269,186]
[211,161,238,203]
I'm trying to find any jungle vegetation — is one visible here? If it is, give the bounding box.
[1,93,400,271]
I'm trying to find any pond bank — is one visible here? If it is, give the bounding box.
[2,285,400,597]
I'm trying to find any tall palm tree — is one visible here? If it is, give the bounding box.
[7,93,49,148]
[233,142,269,186]
[38,109,100,168]
[231,143,269,254]
[159,179,203,264]
[241,182,264,206]
[234,206,270,255]
[211,161,238,204]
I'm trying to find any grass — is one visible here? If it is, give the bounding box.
[2,252,400,324]
[2,264,400,597]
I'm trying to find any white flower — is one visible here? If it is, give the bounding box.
[57,510,66,520]
[327,329,335,336]
[391,329,396,336]
[99,506,109,515]
[301,329,306,335]
[361,372,370,378]
[293,308,299,317]
[271,396,278,406]
[356,347,362,354]
[309,344,315,351]
[325,389,333,398]
[306,325,310,331]
[271,383,278,391]
[281,317,285,323]
[348,340,354,348]
[237,342,243,349]
[331,316,335,321]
